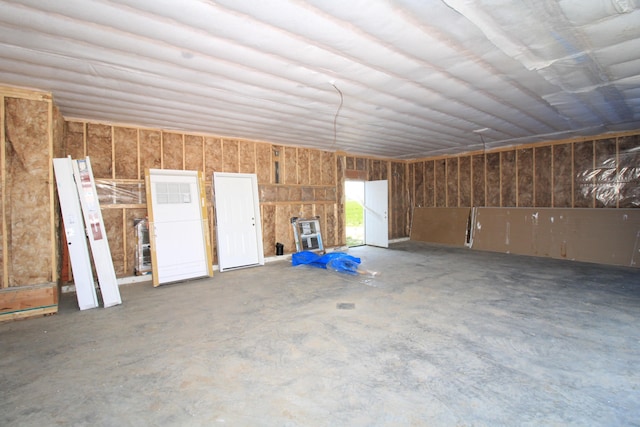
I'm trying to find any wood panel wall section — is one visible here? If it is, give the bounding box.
[63,120,345,275]
[407,132,640,235]
[56,118,640,279]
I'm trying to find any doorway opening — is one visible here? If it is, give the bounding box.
[345,180,365,247]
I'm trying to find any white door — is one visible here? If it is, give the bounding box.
[72,158,122,307]
[214,173,264,271]
[53,157,98,310]
[365,180,389,248]
[147,169,212,286]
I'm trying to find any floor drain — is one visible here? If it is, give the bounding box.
[336,303,355,310]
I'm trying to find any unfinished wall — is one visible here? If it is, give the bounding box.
[408,133,640,215]
[62,120,344,277]
[1,87,63,288]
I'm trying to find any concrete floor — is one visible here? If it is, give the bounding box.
[1,241,639,426]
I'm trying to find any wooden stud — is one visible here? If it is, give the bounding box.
[111,125,116,179]
[457,156,461,207]
[484,152,487,208]
[136,129,141,180]
[83,121,87,158]
[198,171,214,277]
[144,170,160,287]
[48,99,57,283]
[1,95,6,288]
[515,149,519,207]
[590,140,595,208]
[470,155,474,207]
[551,145,555,207]
[616,137,620,209]
[160,132,164,169]
[532,147,536,207]
[122,209,127,274]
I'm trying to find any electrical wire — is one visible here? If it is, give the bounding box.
[331,83,343,148]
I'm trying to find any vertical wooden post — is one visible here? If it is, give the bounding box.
[48,99,57,282]
[122,209,127,275]
[532,147,537,207]
[182,134,186,170]
[136,129,141,180]
[160,131,164,169]
[515,149,519,207]
[457,156,461,207]
[616,137,620,209]
[483,152,487,208]
[0,95,6,288]
[111,125,116,179]
[571,142,575,208]
[82,121,87,157]
[551,145,555,207]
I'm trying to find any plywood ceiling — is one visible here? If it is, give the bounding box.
[1,0,639,159]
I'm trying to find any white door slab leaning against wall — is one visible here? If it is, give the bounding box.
[146,169,213,287]
[365,180,389,248]
[213,172,265,272]
[53,157,99,310]
[72,157,122,307]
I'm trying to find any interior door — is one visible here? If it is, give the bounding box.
[365,180,389,248]
[147,169,212,286]
[214,172,264,271]
[53,157,99,310]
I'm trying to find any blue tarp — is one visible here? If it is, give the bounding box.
[291,251,361,275]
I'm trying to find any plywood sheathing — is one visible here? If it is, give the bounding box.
[4,97,53,286]
[411,207,471,246]
[472,207,640,268]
